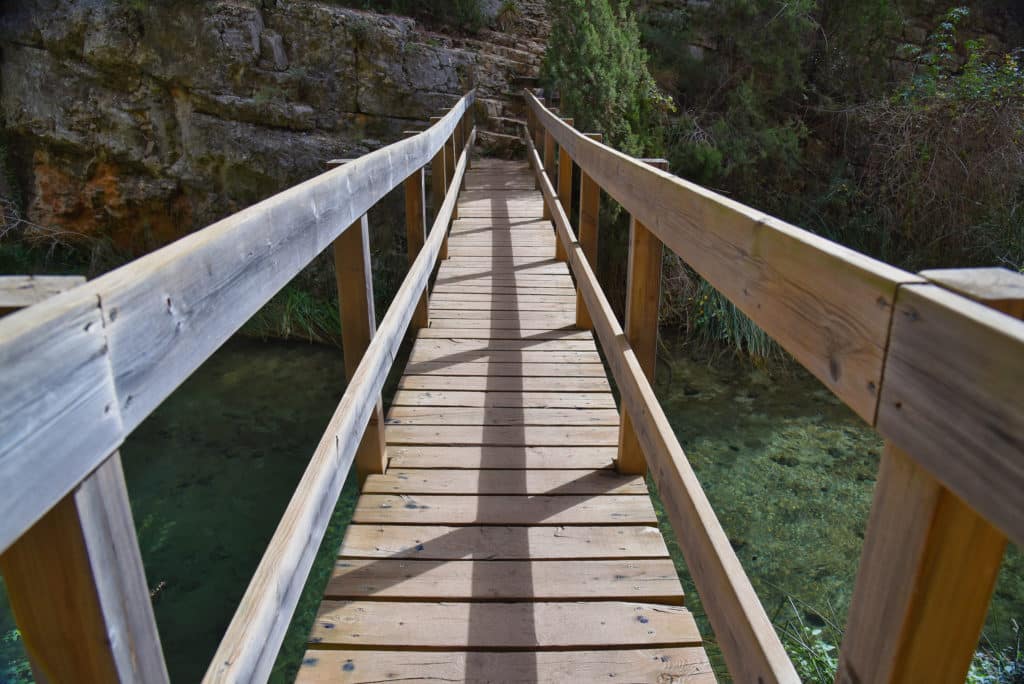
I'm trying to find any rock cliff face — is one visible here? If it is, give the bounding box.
[0,0,546,254]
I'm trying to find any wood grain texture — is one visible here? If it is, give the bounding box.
[387,445,617,470]
[363,469,643,495]
[309,601,700,649]
[397,375,611,392]
[334,215,386,479]
[876,284,1024,544]
[323,558,682,602]
[618,210,664,476]
[295,648,714,683]
[387,406,618,426]
[390,390,615,408]
[352,494,657,525]
[338,524,670,559]
[402,361,606,377]
[0,275,86,310]
[527,90,917,422]
[576,133,602,329]
[385,425,619,446]
[525,124,798,682]
[0,453,168,682]
[404,167,429,328]
[920,266,1024,317]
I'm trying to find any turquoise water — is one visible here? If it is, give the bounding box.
[1,337,1020,682]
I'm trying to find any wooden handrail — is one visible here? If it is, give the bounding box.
[205,126,476,682]
[525,88,1024,683]
[524,125,800,683]
[0,90,475,557]
[525,90,919,423]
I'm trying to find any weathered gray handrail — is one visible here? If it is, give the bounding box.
[205,126,476,682]
[0,90,474,556]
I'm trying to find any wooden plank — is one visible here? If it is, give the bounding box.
[524,123,799,682]
[576,133,602,329]
[386,407,618,426]
[409,343,597,360]
[0,453,168,682]
[404,166,429,328]
[407,349,600,365]
[556,119,574,262]
[296,648,714,683]
[920,266,1024,317]
[447,246,554,258]
[428,299,576,312]
[364,469,643,495]
[0,275,86,312]
[352,494,656,525]
[402,362,605,377]
[323,559,680,602]
[309,601,700,649]
[427,308,575,319]
[414,327,595,341]
[543,129,555,220]
[334,215,386,479]
[619,173,666,475]
[0,93,476,561]
[429,292,577,304]
[391,390,614,409]
[205,125,477,683]
[387,445,617,470]
[433,285,577,296]
[397,375,610,392]
[409,338,598,353]
[339,524,669,559]
[876,284,1024,544]
[527,90,917,423]
[427,318,580,330]
[385,425,619,446]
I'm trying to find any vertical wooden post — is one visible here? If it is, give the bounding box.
[405,166,428,329]
[429,117,448,260]
[555,117,575,262]
[0,452,169,683]
[334,215,387,480]
[446,129,458,221]
[616,159,669,476]
[837,267,1023,684]
[542,130,556,221]
[576,133,603,330]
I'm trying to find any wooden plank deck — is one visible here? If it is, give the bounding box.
[299,158,714,682]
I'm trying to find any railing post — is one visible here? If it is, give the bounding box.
[405,165,429,329]
[556,117,575,262]
[576,132,603,330]
[446,126,458,221]
[542,129,556,221]
[0,452,169,682]
[334,214,387,480]
[837,267,1023,684]
[616,159,669,476]
[532,98,545,189]
[429,116,448,260]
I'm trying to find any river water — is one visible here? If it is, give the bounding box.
[1,336,1020,682]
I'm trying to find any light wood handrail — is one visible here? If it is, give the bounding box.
[524,125,800,684]
[205,126,476,683]
[0,91,475,557]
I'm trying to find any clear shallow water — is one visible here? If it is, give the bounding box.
[1,337,1020,683]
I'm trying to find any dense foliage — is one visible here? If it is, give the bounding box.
[542,0,1024,362]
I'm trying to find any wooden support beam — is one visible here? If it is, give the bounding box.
[0,453,169,682]
[542,129,556,220]
[617,158,669,476]
[838,267,1024,684]
[556,117,575,263]
[445,126,458,222]
[333,215,386,480]
[404,167,429,329]
[0,275,86,316]
[430,117,448,260]
[576,133,603,330]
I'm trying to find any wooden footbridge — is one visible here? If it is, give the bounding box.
[0,89,1022,683]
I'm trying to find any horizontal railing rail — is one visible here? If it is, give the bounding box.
[523,117,800,683]
[205,124,476,682]
[524,88,1024,684]
[0,90,475,682]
